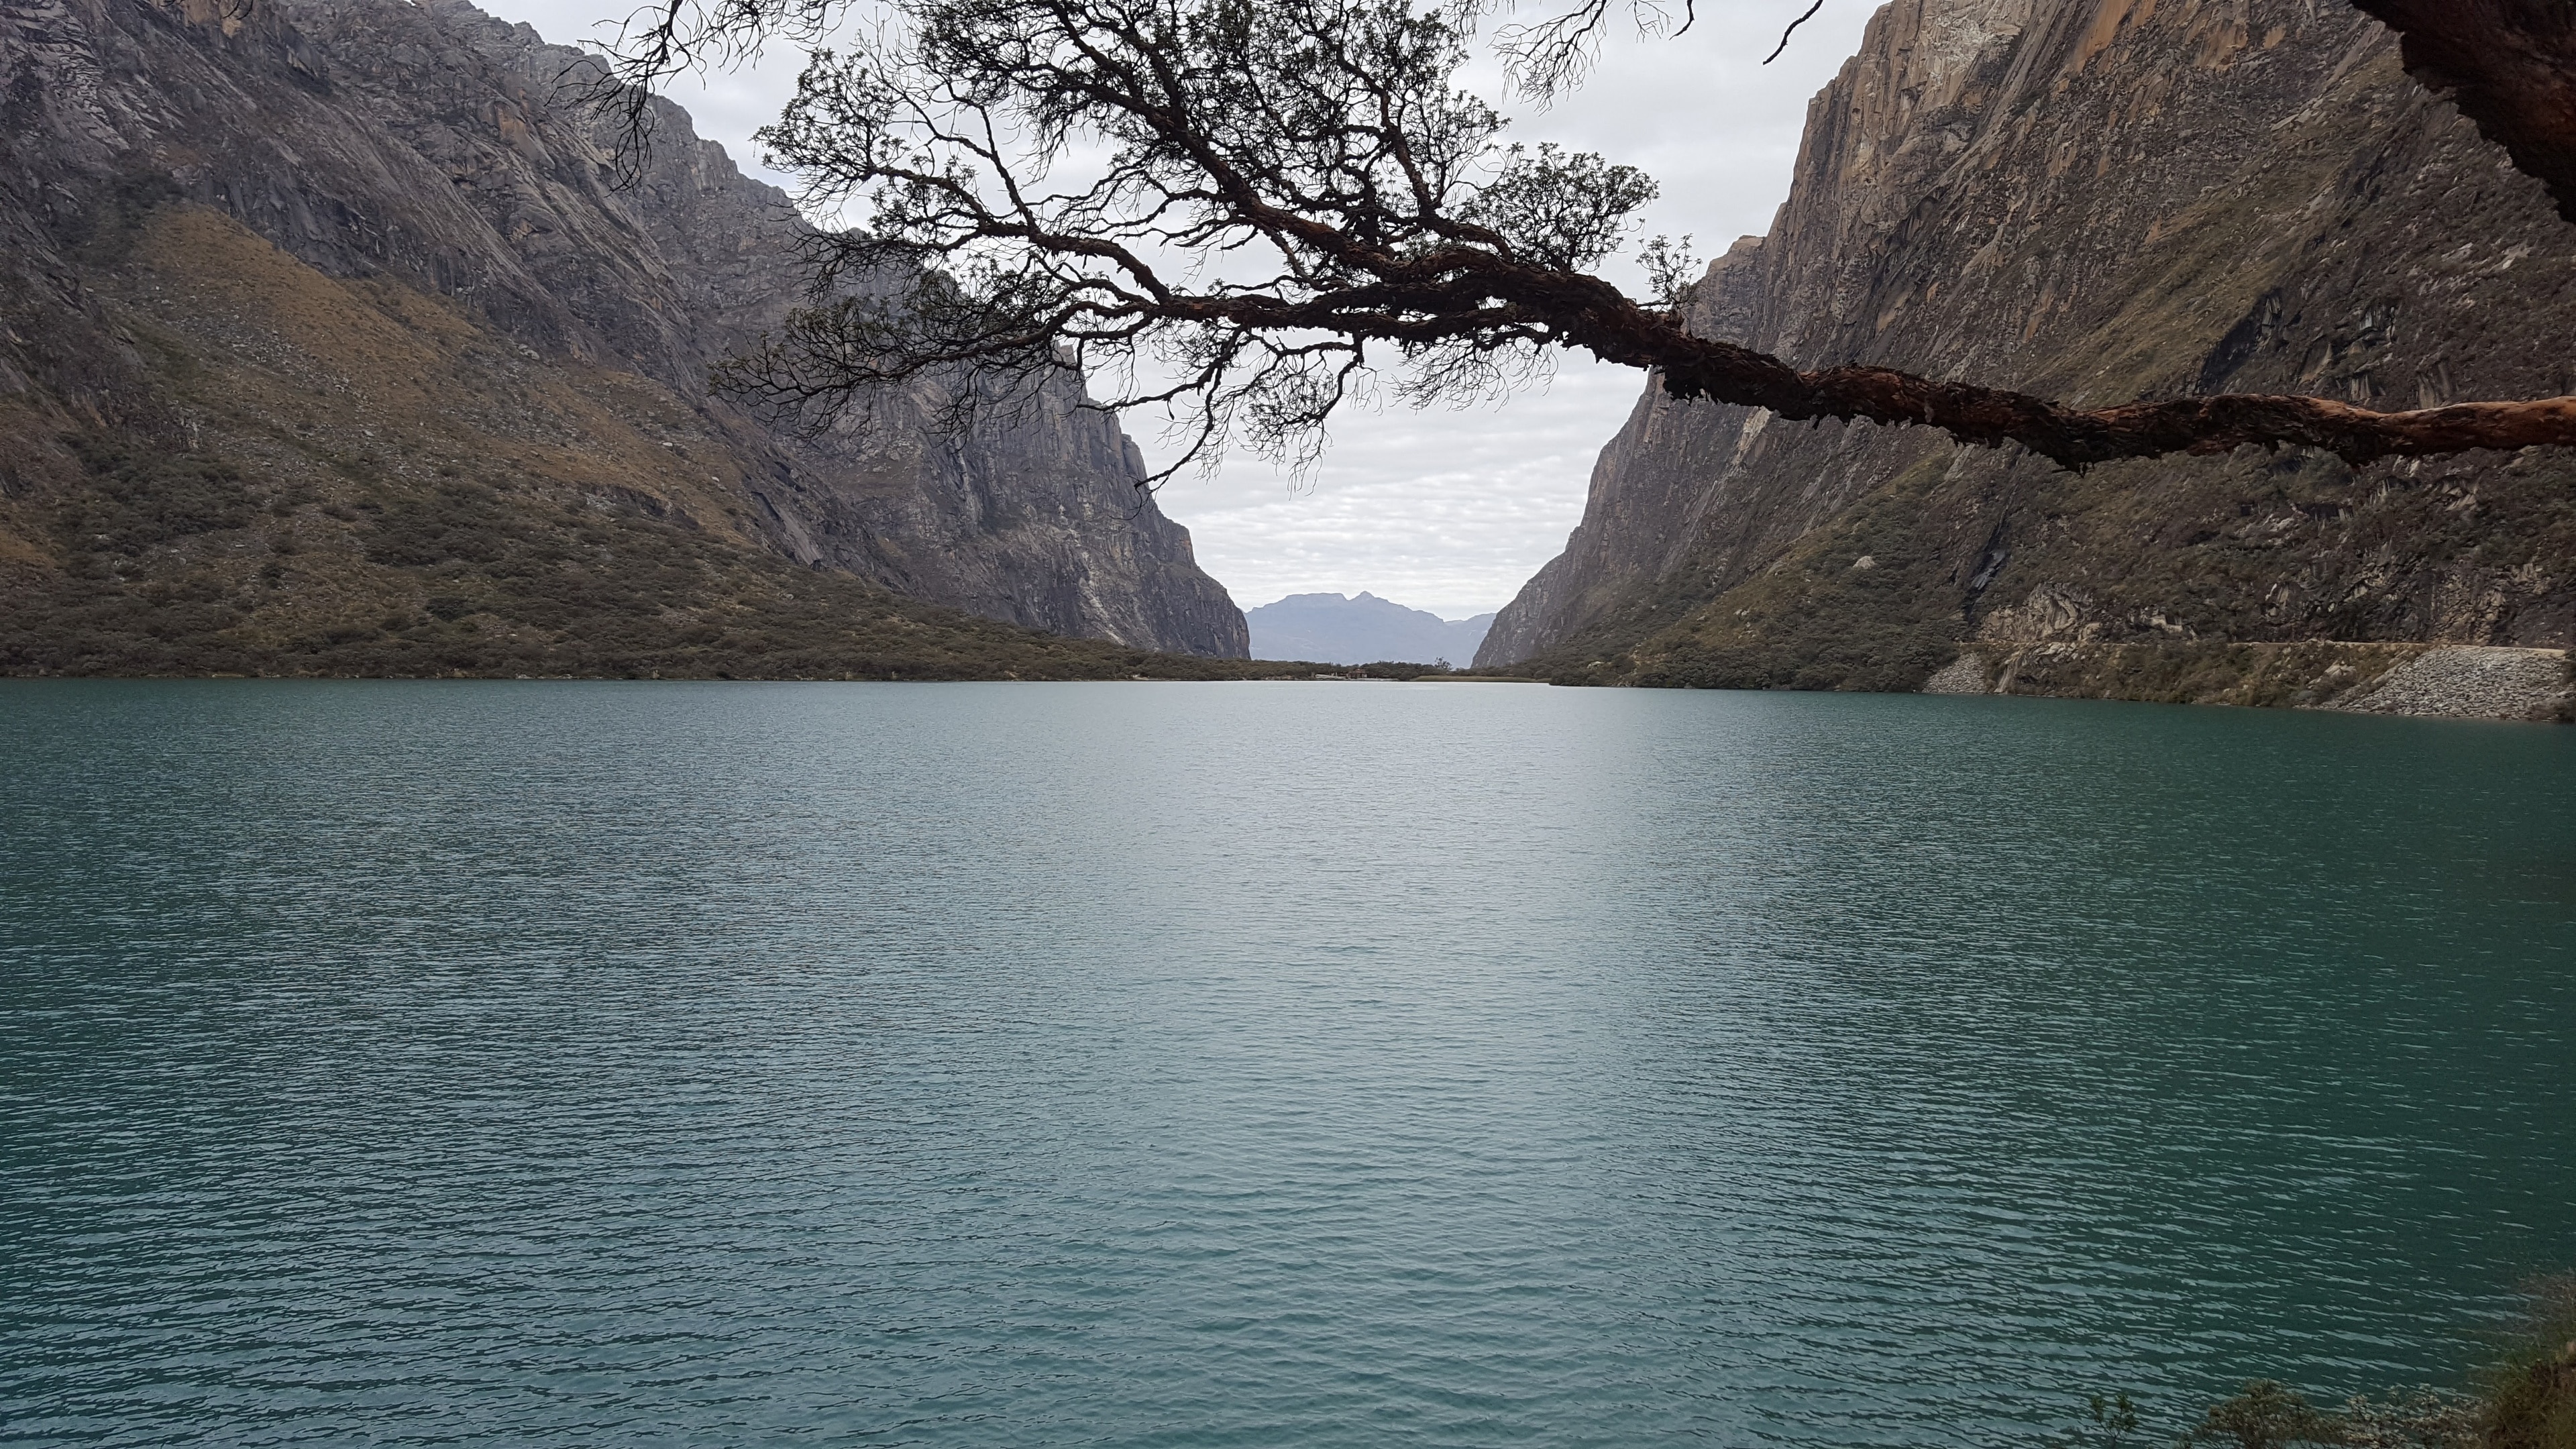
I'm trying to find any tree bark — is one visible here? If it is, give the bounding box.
[2350,0,2576,225]
[1556,288,2576,469]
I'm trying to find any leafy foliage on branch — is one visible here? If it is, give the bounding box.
[601,0,2576,481]
[690,0,1686,481]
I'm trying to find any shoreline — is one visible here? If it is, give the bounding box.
[1923,641,2573,723]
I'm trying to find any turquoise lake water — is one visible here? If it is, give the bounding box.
[3,680,2571,1446]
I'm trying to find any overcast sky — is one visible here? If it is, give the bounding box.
[477,0,1876,619]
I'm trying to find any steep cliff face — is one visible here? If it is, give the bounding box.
[0,0,1248,664]
[1479,0,2576,710]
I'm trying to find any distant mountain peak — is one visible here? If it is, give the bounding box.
[1244,592,1496,665]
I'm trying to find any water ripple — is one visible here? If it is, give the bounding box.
[3,681,2571,1446]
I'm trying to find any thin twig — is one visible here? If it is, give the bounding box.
[1763,0,1823,62]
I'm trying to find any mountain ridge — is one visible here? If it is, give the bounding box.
[0,0,1250,674]
[1477,0,2576,720]
[1246,592,1494,665]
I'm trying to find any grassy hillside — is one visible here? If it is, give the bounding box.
[0,204,1261,681]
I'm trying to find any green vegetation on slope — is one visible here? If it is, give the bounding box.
[1514,433,2576,712]
[0,202,1259,681]
[1,428,1264,680]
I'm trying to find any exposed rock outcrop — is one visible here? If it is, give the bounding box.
[2334,645,2571,719]
[0,0,1248,663]
[1479,0,2576,715]
[1923,640,2569,720]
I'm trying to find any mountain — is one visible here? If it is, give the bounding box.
[0,0,1248,677]
[1246,593,1494,665]
[1478,0,2575,719]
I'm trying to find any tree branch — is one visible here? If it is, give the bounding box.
[596,0,2576,482]
[2349,0,2576,226]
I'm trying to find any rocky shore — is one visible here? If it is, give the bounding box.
[1925,641,2572,722]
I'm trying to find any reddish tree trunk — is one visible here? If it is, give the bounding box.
[2351,0,2576,225]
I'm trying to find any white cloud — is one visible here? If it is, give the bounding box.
[1153,358,1644,621]
[477,0,1876,616]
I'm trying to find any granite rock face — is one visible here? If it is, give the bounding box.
[0,0,1246,657]
[1479,0,2576,706]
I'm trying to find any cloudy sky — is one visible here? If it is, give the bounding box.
[478,0,1876,619]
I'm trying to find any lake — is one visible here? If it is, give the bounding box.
[3,680,2571,1446]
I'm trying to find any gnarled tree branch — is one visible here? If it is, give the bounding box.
[600,0,2576,482]
[2350,0,2576,226]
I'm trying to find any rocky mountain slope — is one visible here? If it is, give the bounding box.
[1479,0,2576,718]
[1244,592,1494,665]
[0,0,1248,676]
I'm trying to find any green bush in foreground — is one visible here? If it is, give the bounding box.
[2174,1383,2475,1449]
[2065,1277,2576,1449]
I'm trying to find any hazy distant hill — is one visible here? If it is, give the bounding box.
[1246,594,1494,665]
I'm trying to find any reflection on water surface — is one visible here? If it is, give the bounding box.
[3,681,2571,1446]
